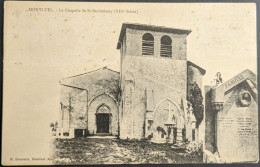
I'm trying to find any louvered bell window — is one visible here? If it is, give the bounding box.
[142,33,154,55]
[160,35,172,58]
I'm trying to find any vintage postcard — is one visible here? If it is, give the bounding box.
[2,1,258,165]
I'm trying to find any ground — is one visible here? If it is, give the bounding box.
[51,137,202,165]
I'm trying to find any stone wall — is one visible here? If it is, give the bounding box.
[120,55,187,139]
[204,86,216,153]
[60,86,88,131]
[61,68,120,103]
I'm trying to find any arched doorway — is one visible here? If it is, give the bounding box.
[150,99,182,143]
[96,104,111,134]
[88,94,118,136]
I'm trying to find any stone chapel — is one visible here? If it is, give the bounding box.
[57,23,206,143]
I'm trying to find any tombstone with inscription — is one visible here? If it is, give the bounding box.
[204,69,258,163]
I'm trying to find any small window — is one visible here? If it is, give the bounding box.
[142,33,154,55]
[160,35,172,57]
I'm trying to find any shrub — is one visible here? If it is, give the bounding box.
[147,133,153,140]
[188,82,204,128]
[156,126,167,135]
[185,141,203,158]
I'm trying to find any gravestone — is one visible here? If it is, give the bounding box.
[205,69,258,163]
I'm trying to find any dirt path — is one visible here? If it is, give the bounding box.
[51,138,202,164]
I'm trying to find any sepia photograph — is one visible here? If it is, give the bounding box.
[2,1,258,165]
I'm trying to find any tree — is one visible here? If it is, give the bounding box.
[50,121,58,131]
[50,123,54,128]
[188,82,204,128]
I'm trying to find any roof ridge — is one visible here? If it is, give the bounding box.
[60,83,86,90]
[187,60,206,75]
[123,22,192,32]
[61,67,119,80]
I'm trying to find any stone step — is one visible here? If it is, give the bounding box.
[87,136,117,139]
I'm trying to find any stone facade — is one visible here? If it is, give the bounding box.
[119,56,187,139]
[58,68,120,138]
[204,69,258,163]
[118,23,206,142]
[57,23,206,143]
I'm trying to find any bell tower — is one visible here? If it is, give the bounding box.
[117,23,192,139]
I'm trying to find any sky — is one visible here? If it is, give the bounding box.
[3,2,257,165]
